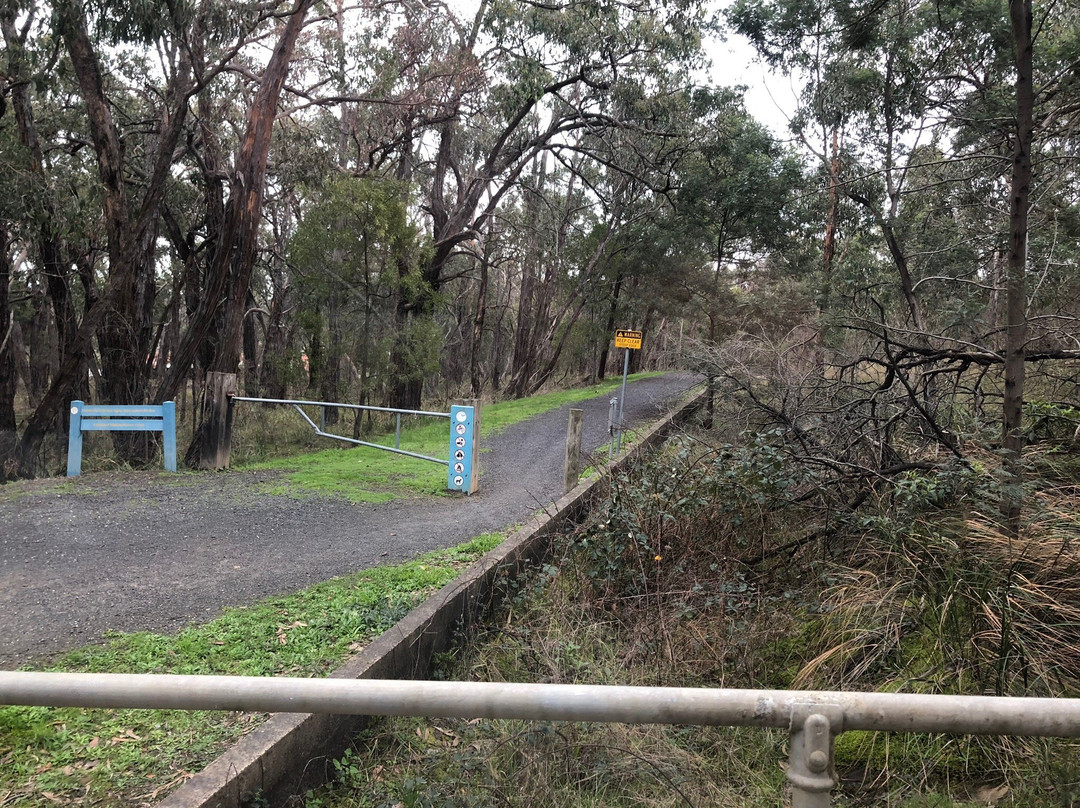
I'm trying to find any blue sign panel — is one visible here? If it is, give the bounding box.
[447,405,476,494]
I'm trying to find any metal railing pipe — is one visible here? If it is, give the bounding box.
[2,673,1080,739]
[311,429,448,465]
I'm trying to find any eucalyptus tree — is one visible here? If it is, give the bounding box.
[0,0,322,473]
[287,176,423,424]
[376,0,712,408]
[675,89,803,340]
[0,0,205,471]
[729,0,1080,527]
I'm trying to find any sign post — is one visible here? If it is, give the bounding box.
[613,330,643,452]
[447,405,478,494]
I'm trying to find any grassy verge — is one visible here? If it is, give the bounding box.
[239,372,664,503]
[0,532,507,807]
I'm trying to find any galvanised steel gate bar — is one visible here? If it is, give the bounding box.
[231,396,450,465]
[3,672,1080,806]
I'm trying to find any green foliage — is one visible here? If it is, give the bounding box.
[384,315,441,387]
[289,178,420,283]
[578,430,816,603]
[1023,401,1080,445]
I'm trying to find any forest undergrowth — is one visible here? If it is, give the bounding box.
[303,380,1080,808]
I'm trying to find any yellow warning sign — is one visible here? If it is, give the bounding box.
[615,329,642,350]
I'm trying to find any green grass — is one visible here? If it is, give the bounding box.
[241,372,665,503]
[0,531,507,807]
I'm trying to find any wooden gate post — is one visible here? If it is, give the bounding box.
[201,372,237,470]
[564,408,584,494]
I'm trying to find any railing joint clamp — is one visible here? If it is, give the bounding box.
[787,703,843,796]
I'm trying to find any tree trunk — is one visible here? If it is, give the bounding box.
[820,126,840,366]
[15,0,194,471]
[241,289,259,396]
[0,228,18,479]
[156,0,316,409]
[188,371,236,470]
[2,12,86,403]
[387,291,426,409]
[630,303,654,374]
[1001,0,1033,536]
[470,253,489,398]
[260,279,292,399]
[27,297,55,408]
[597,270,624,381]
[320,292,343,423]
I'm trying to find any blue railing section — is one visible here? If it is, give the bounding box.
[67,401,177,476]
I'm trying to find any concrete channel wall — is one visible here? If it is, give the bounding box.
[159,389,706,808]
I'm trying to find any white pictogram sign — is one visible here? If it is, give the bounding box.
[456,411,468,422]
[455,436,466,448]
[453,475,464,486]
[456,423,467,435]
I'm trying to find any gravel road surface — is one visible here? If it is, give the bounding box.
[0,374,700,668]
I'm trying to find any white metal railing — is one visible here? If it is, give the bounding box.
[2,672,1079,806]
[231,395,451,464]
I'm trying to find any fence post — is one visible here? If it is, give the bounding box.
[787,706,840,808]
[564,408,583,494]
[200,372,237,471]
[161,401,177,472]
[468,399,481,494]
[66,401,84,477]
[608,397,618,461]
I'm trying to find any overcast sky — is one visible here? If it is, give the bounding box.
[702,20,802,139]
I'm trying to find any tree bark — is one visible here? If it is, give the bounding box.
[1001,0,1033,535]
[0,227,17,479]
[470,252,489,398]
[597,270,624,381]
[156,0,316,408]
[5,1,196,474]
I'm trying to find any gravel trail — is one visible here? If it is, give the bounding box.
[0,374,700,668]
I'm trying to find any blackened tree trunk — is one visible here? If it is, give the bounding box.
[27,297,55,406]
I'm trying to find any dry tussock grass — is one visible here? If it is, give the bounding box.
[794,490,1080,698]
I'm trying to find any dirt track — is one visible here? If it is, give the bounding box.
[0,374,700,668]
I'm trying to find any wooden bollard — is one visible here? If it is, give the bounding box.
[564,408,583,494]
[200,371,237,470]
